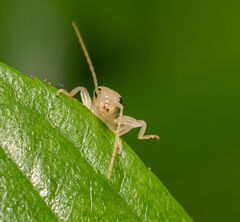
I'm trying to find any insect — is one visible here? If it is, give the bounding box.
[56,22,160,179]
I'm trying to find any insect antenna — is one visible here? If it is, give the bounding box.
[72,21,98,88]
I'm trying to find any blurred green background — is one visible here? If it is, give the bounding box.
[0,0,239,221]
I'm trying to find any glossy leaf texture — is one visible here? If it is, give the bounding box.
[0,62,193,221]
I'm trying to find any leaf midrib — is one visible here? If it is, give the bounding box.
[0,146,59,221]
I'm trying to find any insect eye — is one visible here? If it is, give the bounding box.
[119,97,123,104]
[95,87,102,98]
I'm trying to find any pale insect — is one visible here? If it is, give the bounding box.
[56,22,160,179]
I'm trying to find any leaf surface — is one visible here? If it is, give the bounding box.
[0,63,193,221]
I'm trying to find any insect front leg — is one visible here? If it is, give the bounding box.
[107,103,123,179]
[115,116,160,140]
[56,86,92,109]
[115,103,124,154]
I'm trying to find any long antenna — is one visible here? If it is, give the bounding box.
[72,21,98,88]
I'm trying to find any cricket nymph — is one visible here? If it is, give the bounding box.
[56,22,160,179]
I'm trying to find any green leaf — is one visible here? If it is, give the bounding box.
[0,62,193,221]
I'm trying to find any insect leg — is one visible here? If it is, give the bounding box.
[56,86,92,109]
[107,135,121,179]
[115,116,160,140]
[107,104,123,179]
[115,103,123,154]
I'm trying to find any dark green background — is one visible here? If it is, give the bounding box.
[0,1,239,221]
